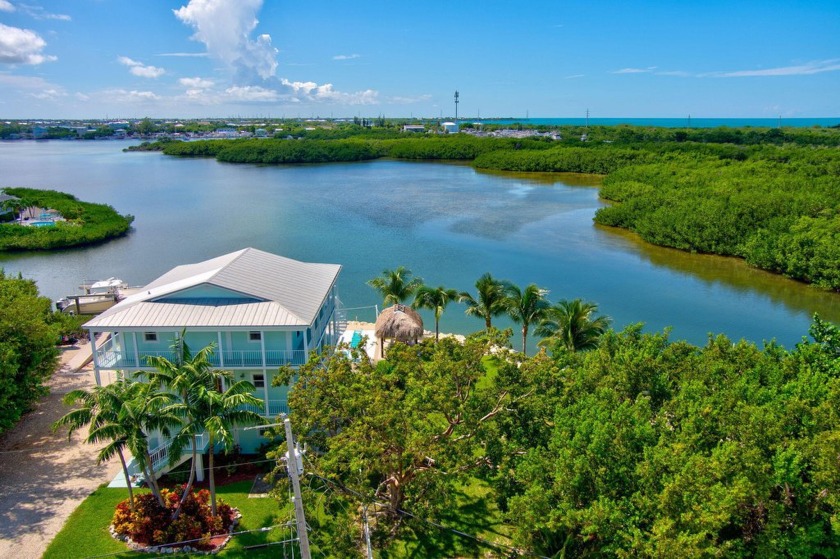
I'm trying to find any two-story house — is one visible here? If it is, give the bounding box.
[84,247,343,476]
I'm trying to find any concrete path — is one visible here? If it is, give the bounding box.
[0,342,121,559]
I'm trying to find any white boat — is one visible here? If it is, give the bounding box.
[56,277,140,315]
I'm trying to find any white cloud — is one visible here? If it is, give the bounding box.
[565,74,585,79]
[30,88,64,99]
[14,3,70,20]
[179,76,214,89]
[0,23,56,64]
[104,89,162,103]
[333,54,360,61]
[280,78,378,105]
[224,85,279,101]
[0,1,14,12]
[174,0,278,81]
[715,59,840,77]
[118,56,166,78]
[75,92,90,101]
[159,52,209,57]
[613,66,657,74]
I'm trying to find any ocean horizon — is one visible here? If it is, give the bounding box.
[479,117,839,128]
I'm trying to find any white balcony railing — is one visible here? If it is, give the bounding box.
[94,338,307,370]
[148,433,208,472]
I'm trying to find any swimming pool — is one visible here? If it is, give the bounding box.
[350,331,363,348]
[29,221,56,227]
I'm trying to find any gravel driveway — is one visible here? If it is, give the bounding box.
[0,343,120,558]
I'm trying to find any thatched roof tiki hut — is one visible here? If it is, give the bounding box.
[375,304,424,358]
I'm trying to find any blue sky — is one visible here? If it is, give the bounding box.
[1,0,838,119]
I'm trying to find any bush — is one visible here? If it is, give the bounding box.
[111,487,235,551]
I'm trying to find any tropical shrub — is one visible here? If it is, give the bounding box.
[111,487,235,550]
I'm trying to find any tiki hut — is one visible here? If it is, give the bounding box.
[374,304,424,358]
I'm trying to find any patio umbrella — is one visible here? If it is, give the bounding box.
[374,304,424,358]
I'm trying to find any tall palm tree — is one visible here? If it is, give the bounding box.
[174,379,264,515]
[536,299,611,353]
[146,333,264,517]
[413,284,459,341]
[367,266,423,307]
[459,273,508,330]
[53,380,178,510]
[504,282,550,354]
[145,334,219,517]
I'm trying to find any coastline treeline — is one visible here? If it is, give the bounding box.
[0,188,134,251]
[139,125,840,289]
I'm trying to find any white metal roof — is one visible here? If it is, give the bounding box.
[85,248,341,330]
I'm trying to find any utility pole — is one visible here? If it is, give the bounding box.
[245,417,311,559]
[284,417,312,559]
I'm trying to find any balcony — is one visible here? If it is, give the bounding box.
[241,399,289,417]
[94,341,308,370]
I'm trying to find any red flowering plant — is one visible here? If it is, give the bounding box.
[111,485,237,551]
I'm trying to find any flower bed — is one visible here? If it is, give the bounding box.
[110,486,239,554]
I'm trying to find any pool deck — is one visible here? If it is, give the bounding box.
[340,321,379,360]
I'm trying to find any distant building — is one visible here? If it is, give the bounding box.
[441,121,459,134]
[403,125,425,133]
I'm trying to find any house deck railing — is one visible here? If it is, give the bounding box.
[149,433,208,472]
[241,399,289,417]
[94,339,307,370]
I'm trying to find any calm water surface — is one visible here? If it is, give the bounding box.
[1,140,838,350]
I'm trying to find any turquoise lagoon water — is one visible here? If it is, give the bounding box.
[1,140,838,351]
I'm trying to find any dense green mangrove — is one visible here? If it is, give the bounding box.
[137,125,840,289]
[0,187,134,251]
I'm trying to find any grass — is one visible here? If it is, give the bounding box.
[44,476,512,558]
[43,481,294,559]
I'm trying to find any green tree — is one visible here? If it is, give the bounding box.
[366,266,423,306]
[0,271,58,434]
[536,298,611,352]
[277,336,513,537]
[412,284,459,341]
[459,272,508,330]
[504,283,550,354]
[53,380,178,510]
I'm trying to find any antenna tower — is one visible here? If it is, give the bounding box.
[454,90,459,121]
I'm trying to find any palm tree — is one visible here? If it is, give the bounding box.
[459,273,508,330]
[536,299,611,353]
[145,334,219,517]
[367,266,423,307]
[175,379,264,515]
[146,333,264,517]
[53,380,178,510]
[413,284,459,341]
[504,282,550,354]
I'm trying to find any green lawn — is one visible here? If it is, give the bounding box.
[44,481,294,559]
[45,476,511,558]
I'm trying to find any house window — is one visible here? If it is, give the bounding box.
[143,332,158,342]
[253,374,265,388]
[249,331,262,342]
